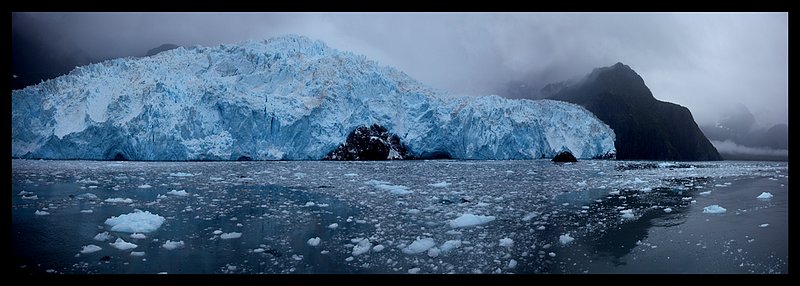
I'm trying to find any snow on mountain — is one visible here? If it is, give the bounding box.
[11,35,615,160]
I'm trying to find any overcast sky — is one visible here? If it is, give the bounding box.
[12,12,788,127]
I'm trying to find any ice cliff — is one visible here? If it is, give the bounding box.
[11,35,615,160]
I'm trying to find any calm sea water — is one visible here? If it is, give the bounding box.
[11,159,788,274]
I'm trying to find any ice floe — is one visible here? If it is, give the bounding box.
[703,205,727,214]
[166,190,189,196]
[428,181,452,188]
[104,198,133,203]
[162,240,185,250]
[80,244,102,254]
[449,214,496,228]
[757,192,773,199]
[220,232,242,239]
[105,210,166,233]
[352,238,372,256]
[365,180,413,195]
[110,238,138,251]
[559,233,575,245]
[402,237,435,254]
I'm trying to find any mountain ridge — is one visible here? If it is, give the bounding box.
[544,62,722,161]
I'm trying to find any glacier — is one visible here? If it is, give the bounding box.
[11,35,615,160]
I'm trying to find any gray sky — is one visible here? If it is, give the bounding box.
[12,12,788,127]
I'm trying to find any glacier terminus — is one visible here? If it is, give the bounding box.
[12,35,615,161]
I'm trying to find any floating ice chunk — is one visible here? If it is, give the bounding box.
[35,210,50,216]
[427,247,440,257]
[169,172,194,177]
[548,252,556,257]
[213,230,223,235]
[449,214,496,228]
[352,238,372,256]
[439,240,462,253]
[703,205,727,214]
[365,180,413,195]
[640,187,652,192]
[372,245,385,252]
[80,209,93,213]
[328,223,339,229]
[22,195,38,200]
[307,237,321,247]
[759,224,769,228]
[130,251,146,257]
[162,240,185,250]
[110,238,138,251]
[220,232,242,239]
[18,190,35,196]
[104,198,133,203]
[522,212,537,221]
[408,267,421,274]
[94,232,111,241]
[576,181,587,187]
[130,233,147,239]
[344,173,358,177]
[499,238,514,248]
[608,190,620,195]
[80,244,102,254]
[253,248,265,253]
[137,184,152,189]
[620,209,635,219]
[402,238,436,254]
[663,208,673,213]
[508,259,518,269]
[428,182,451,188]
[756,192,773,199]
[166,190,189,196]
[536,226,546,230]
[76,193,98,200]
[559,233,575,245]
[304,202,316,207]
[105,210,166,233]
[658,162,676,168]
[699,191,712,196]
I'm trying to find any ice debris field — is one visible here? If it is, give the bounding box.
[11,159,787,274]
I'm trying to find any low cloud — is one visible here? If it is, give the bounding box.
[711,140,788,157]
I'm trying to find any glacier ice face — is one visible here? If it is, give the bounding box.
[11,35,616,160]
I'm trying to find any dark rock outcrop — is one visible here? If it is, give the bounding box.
[323,124,410,160]
[552,151,578,162]
[145,44,180,57]
[544,62,722,161]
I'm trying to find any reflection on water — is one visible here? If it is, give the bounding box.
[11,159,788,274]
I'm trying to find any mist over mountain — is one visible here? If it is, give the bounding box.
[699,103,788,161]
[516,62,722,161]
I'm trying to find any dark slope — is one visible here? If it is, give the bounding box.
[145,44,181,57]
[545,63,722,161]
